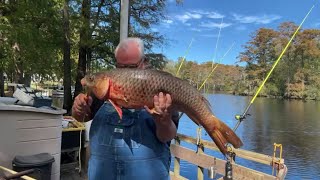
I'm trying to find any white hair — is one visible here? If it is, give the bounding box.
[114,37,144,59]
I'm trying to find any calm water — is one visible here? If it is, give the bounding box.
[170,94,320,180]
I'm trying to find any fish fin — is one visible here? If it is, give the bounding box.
[218,120,243,148]
[208,116,243,155]
[156,70,175,77]
[109,99,123,120]
[209,129,229,155]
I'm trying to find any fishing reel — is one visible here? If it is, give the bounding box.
[234,113,250,122]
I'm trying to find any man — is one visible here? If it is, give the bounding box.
[72,37,179,180]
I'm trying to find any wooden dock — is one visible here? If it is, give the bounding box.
[58,133,287,180]
[169,133,287,180]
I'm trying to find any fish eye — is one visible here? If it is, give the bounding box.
[87,75,94,82]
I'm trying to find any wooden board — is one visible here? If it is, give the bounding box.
[170,144,277,180]
[176,133,283,166]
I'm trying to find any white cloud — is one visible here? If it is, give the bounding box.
[232,13,281,24]
[175,14,190,23]
[200,22,232,29]
[188,12,202,19]
[176,12,202,23]
[207,12,225,19]
[160,19,174,28]
[163,19,173,24]
[191,10,225,19]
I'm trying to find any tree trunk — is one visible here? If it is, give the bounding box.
[74,0,90,98]
[0,69,4,97]
[63,0,72,114]
[23,73,31,87]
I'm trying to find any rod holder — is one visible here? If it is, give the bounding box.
[207,166,216,179]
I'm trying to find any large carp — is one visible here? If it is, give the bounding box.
[82,68,243,154]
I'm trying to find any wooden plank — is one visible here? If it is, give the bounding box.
[170,144,277,180]
[170,171,188,180]
[17,127,61,142]
[0,166,36,180]
[0,106,66,115]
[16,138,61,155]
[176,133,283,166]
[17,118,61,129]
[1,111,62,121]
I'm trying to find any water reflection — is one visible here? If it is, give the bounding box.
[170,94,320,179]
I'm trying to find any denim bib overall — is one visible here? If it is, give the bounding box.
[88,102,171,180]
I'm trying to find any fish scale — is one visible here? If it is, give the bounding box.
[83,68,243,155]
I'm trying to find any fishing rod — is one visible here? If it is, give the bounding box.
[177,42,235,120]
[212,17,224,69]
[198,42,235,90]
[176,38,194,76]
[233,4,315,132]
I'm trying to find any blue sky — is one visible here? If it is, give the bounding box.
[151,0,320,66]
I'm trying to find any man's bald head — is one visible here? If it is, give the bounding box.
[114,37,144,65]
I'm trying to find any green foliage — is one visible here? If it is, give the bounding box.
[0,0,172,82]
[239,22,320,100]
[1,0,63,82]
[304,86,320,100]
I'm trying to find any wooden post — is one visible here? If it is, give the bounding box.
[0,69,4,97]
[197,145,204,180]
[120,0,129,41]
[174,138,181,176]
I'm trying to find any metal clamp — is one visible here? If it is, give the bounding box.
[272,143,284,175]
[196,126,203,153]
[208,158,217,179]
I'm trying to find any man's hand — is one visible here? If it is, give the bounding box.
[145,92,173,124]
[145,92,177,143]
[72,93,93,120]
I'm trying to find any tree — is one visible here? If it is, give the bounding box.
[72,0,174,97]
[239,22,320,99]
[1,0,63,84]
[63,0,72,113]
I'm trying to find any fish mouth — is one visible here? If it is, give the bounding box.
[81,77,92,96]
[83,85,92,96]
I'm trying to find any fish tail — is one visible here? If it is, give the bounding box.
[207,117,243,155]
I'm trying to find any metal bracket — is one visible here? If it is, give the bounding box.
[272,143,284,175]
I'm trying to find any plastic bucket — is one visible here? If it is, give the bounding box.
[12,153,55,180]
[51,90,64,109]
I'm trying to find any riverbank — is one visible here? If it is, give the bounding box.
[216,91,320,101]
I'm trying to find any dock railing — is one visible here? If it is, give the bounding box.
[170,133,287,180]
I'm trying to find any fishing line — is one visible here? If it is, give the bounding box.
[198,42,235,90]
[176,38,194,76]
[177,42,235,120]
[212,17,224,68]
[233,4,315,132]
